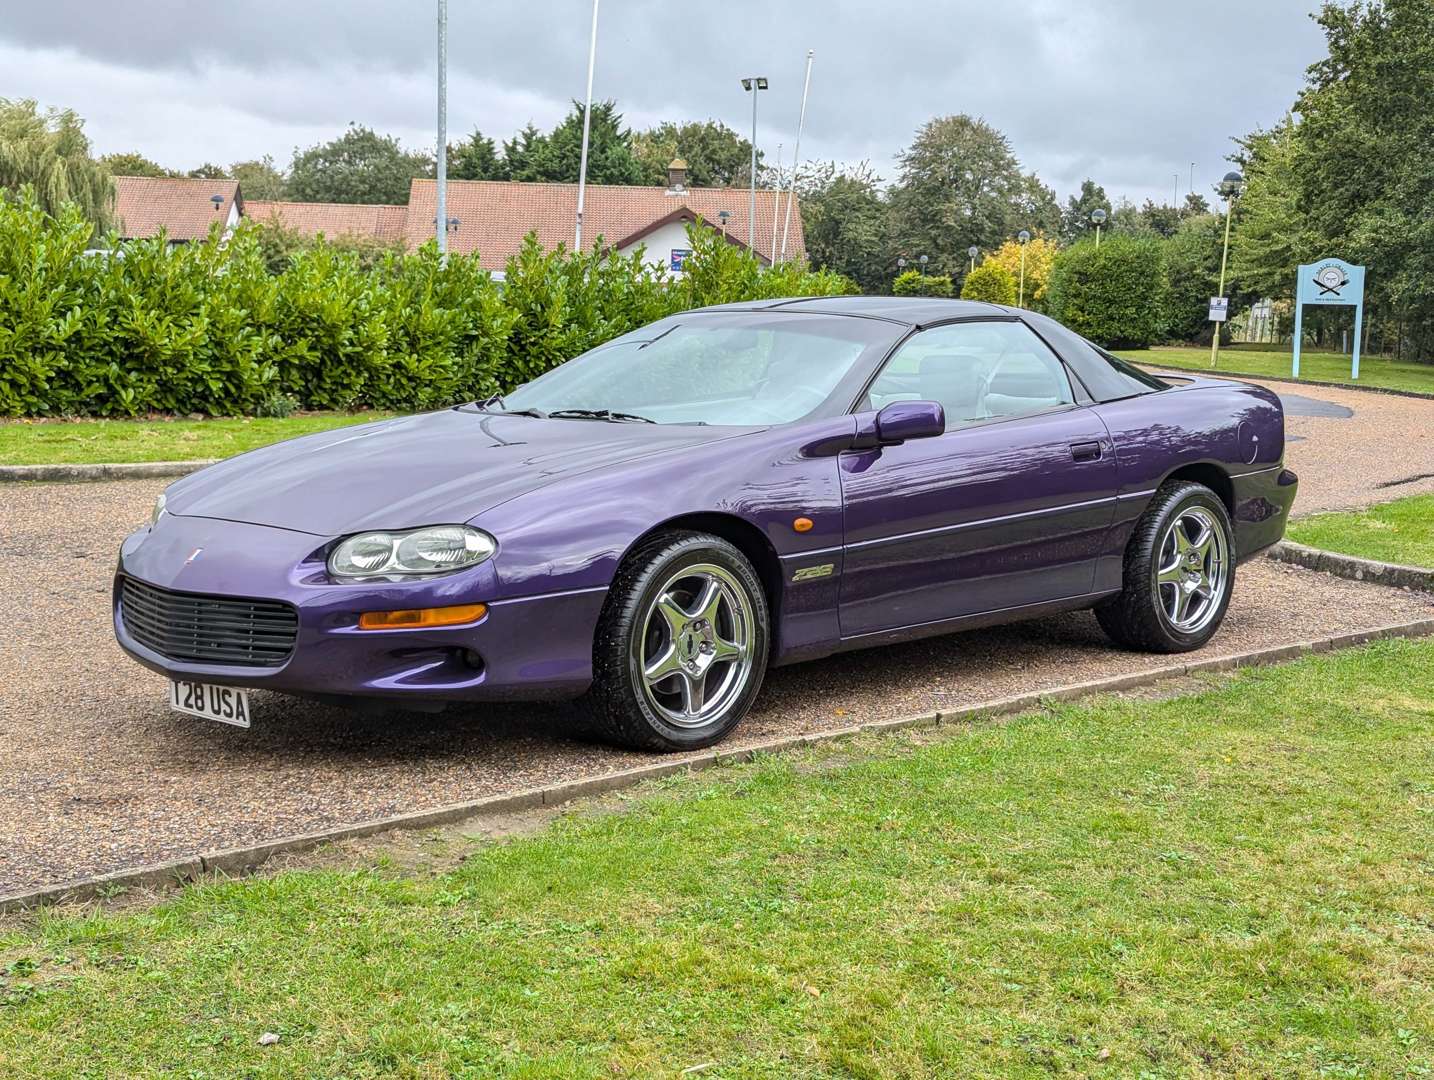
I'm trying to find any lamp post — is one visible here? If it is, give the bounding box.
[968,245,979,273]
[1017,230,1031,308]
[574,0,602,251]
[1209,170,1246,369]
[1091,208,1107,249]
[741,76,768,254]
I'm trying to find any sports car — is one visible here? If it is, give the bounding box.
[114,297,1298,749]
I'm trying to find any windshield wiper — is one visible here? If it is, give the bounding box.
[472,394,546,418]
[547,408,656,424]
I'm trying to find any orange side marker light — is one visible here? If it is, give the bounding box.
[358,603,487,630]
[793,517,815,533]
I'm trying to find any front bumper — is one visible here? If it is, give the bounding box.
[114,514,607,703]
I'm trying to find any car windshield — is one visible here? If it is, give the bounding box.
[496,313,899,426]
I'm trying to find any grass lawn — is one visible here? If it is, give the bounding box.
[3,642,1434,1077]
[0,412,396,466]
[1116,345,1434,396]
[1289,493,1434,568]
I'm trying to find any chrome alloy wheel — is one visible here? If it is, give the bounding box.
[639,563,755,728]
[1155,506,1229,634]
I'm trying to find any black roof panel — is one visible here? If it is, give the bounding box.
[692,295,1014,326]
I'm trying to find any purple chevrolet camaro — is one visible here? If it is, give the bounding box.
[115,297,1298,749]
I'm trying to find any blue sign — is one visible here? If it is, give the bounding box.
[670,248,692,272]
[1293,258,1366,379]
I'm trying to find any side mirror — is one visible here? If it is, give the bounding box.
[875,400,945,445]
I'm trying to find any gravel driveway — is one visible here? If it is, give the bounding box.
[3,377,1433,895]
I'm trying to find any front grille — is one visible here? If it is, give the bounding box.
[120,577,298,667]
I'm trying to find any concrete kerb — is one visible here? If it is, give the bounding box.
[1267,540,1434,592]
[0,460,215,483]
[6,616,1434,915]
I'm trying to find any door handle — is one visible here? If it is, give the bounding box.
[1070,441,1103,463]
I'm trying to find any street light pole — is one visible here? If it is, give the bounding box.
[741,77,767,255]
[435,0,447,258]
[1210,171,1245,369]
[1091,208,1106,249]
[968,246,978,273]
[574,0,601,251]
[1017,230,1031,308]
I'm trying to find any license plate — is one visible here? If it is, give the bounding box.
[168,679,251,728]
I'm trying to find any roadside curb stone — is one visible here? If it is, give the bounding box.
[0,460,214,483]
[1267,540,1434,592]
[7,616,1434,915]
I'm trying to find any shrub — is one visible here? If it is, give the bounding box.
[960,264,1017,305]
[1046,234,1170,348]
[0,193,857,417]
[892,270,954,298]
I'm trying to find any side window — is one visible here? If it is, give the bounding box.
[866,321,1075,428]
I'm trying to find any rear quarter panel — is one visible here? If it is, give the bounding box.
[1093,379,1290,585]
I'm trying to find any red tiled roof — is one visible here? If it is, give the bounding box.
[243,200,408,242]
[112,176,241,242]
[405,179,805,271]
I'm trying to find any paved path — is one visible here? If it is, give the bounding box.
[4,380,1434,894]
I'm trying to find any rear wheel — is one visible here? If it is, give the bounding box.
[1096,481,1235,653]
[583,531,769,751]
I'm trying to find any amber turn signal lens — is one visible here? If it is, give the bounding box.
[358,603,487,630]
[793,517,814,533]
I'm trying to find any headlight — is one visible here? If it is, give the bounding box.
[328,525,496,579]
[151,492,167,526]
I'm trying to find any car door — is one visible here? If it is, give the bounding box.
[838,318,1118,638]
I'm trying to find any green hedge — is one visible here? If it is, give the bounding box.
[891,270,954,297]
[1046,234,1170,349]
[959,264,1016,305]
[0,193,856,417]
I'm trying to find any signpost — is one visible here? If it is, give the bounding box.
[1293,258,1366,380]
[669,248,692,272]
[1208,297,1229,323]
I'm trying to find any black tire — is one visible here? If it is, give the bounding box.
[581,531,769,751]
[1095,481,1236,653]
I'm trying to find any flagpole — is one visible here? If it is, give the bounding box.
[574,0,600,250]
[780,49,813,262]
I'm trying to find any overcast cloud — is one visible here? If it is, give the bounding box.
[3,1,1326,206]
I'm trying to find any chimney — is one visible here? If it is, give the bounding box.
[666,158,688,194]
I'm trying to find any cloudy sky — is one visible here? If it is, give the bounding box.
[4,1,1326,206]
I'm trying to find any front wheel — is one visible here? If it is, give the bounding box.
[582,531,769,751]
[1096,481,1235,653]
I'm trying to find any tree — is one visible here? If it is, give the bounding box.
[99,151,178,178]
[1260,0,1434,357]
[985,234,1059,310]
[1013,173,1061,239]
[632,120,756,188]
[230,156,287,200]
[1061,179,1112,244]
[960,263,1017,305]
[288,124,431,205]
[186,162,229,179]
[1182,191,1212,217]
[1228,118,1310,302]
[1137,199,1182,239]
[889,115,1042,277]
[0,98,113,233]
[505,101,644,187]
[1163,213,1227,343]
[448,129,505,181]
[798,161,891,292]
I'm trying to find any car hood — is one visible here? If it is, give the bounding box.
[165,409,753,536]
